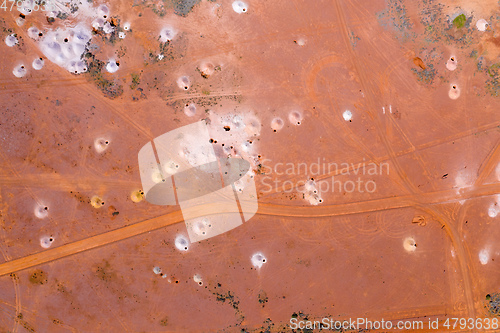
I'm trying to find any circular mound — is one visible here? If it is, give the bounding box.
[90,196,105,208]
[27,27,39,39]
[343,110,353,121]
[448,84,460,100]
[288,110,303,125]
[270,117,284,132]
[130,190,144,203]
[5,34,18,47]
[232,1,248,14]
[446,56,457,71]
[251,252,267,268]
[32,58,44,70]
[94,138,110,153]
[184,103,197,117]
[13,64,27,78]
[106,60,119,73]
[198,62,215,78]
[160,26,177,43]
[403,237,417,252]
[476,19,488,32]
[34,205,49,219]
[177,76,191,90]
[40,236,54,249]
[174,235,189,252]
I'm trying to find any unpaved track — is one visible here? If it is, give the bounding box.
[0,182,497,277]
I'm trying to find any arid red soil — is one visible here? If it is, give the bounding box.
[1,0,500,331]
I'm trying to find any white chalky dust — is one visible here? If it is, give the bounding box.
[479,248,490,265]
[403,237,417,252]
[106,60,119,73]
[232,1,248,14]
[476,19,488,31]
[160,26,177,42]
[343,110,352,121]
[94,138,110,153]
[251,252,267,268]
[38,24,91,74]
[40,236,54,249]
[448,84,460,100]
[270,117,284,132]
[34,204,49,218]
[32,58,44,70]
[446,56,457,71]
[34,2,118,74]
[193,274,203,285]
[5,34,18,47]
[175,235,190,252]
[302,179,323,205]
[13,64,27,78]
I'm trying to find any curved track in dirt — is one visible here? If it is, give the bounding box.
[0,182,497,277]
